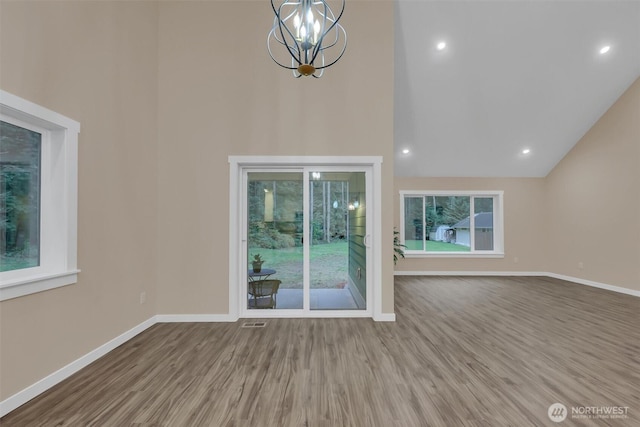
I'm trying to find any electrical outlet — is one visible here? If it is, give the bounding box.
[513,257,519,264]
[140,291,146,305]
[578,262,584,270]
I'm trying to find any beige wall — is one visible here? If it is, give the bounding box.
[1,0,393,402]
[0,0,394,402]
[156,1,395,314]
[546,77,640,291]
[394,78,640,293]
[394,178,548,273]
[2,0,634,411]
[0,1,159,400]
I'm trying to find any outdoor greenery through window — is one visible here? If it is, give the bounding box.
[0,90,80,302]
[400,191,503,255]
[246,171,367,311]
[247,174,353,290]
[0,120,41,272]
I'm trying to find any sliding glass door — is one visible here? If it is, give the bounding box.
[309,171,366,310]
[247,172,304,310]
[244,167,369,315]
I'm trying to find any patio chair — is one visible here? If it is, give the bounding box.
[248,279,281,309]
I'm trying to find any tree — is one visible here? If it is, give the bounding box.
[442,196,470,225]
[1,121,41,260]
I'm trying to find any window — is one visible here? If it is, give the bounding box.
[0,90,80,300]
[1,121,41,272]
[400,190,504,257]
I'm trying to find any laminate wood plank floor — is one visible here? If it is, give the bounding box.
[2,276,639,426]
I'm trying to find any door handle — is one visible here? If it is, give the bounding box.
[363,234,371,247]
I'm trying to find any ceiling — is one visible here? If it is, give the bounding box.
[393,0,640,177]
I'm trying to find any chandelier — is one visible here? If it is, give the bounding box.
[268,0,347,78]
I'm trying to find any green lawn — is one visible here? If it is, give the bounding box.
[249,241,348,289]
[404,240,470,252]
[249,238,471,289]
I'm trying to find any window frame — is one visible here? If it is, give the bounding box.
[0,90,80,301]
[399,190,504,258]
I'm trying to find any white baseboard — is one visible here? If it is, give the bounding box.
[374,312,396,322]
[1,305,390,418]
[156,314,237,323]
[13,273,634,418]
[394,270,639,297]
[546,273,640,297]
[394,270,546,276]
[0,316,157,417]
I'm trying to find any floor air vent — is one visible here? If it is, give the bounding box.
[242,322,267,328]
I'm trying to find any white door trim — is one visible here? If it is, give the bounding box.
[228,156,383,319]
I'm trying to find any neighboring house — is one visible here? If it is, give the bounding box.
[433,225,454,243]
[451,212,494,249]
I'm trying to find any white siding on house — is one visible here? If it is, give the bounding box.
[456,229,470,247]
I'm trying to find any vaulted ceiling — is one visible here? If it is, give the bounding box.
[394,0,640,177]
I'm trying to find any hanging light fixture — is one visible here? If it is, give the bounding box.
[268,0,347,78]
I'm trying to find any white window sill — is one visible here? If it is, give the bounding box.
[405,252,505,259]
[0,270,80,301]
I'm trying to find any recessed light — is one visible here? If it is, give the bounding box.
[402,148,410,154]
[599,45,611,54]
[522,148,531,155]
[436,41,446,51]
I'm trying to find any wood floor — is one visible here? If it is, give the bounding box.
[2,276,639,426]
